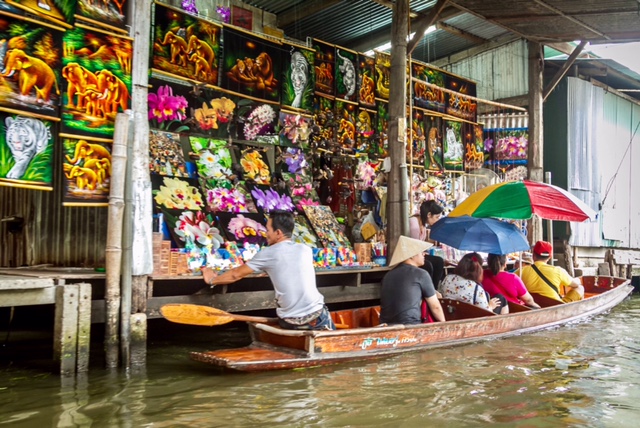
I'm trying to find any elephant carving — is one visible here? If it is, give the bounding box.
[189,53,211,81]
[95,70,129,115]
[1,49,59,102]
[187,35,215,65]
[62,63,98,109]
[66,140,111,165]
[65,165,98,191]
[161,31,188,67]
[83,157,111,185]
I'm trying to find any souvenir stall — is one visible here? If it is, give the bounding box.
[144,2,530,282]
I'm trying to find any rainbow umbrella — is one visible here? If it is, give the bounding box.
[449,180,597,222]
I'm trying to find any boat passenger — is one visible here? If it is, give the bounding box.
[482,254,541,309]
[517,241,584,303]
[202,210,336,330]
[440,252,508,314]
[409,200,446,287]
[380,236,446,325]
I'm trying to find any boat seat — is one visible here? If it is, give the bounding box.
[439,298,496,320]
[508,301,533,312]
[529,293,564,307]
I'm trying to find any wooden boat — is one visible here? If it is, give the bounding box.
[190,276,633,372]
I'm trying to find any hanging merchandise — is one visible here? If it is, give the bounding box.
[357,54,376,109]
[443,120,464,171]
[335,47,358,103]
[335,100,357,151]
[374,51,390,101]
[149,130,189,178]
[412,61,446,113]
[312,39,335,97]
[61,136,112,205]
[278,111,312,147]
[75,0,128,32]
[425,114,443,170]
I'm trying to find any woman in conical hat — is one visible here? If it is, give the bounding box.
[380,236,446,325]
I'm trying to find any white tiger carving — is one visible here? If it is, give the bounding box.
[5,116,51,179]
[336,49,356,97]
[290,51,308,108]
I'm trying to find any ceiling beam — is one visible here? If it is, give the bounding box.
[407,0,449,54]
[432,33,520,67]
[543,40,587,101]
[488,8,640,23]
[436,22,486,44]
[347,4,462,52]
[531,0,609,40]
[277,0,342,28]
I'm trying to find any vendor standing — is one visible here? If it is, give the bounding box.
[409,200,445,287]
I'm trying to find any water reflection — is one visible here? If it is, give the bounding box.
[0,297,638,427]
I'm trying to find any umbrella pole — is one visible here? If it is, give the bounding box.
[545,172,554,265]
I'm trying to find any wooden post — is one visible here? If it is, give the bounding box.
[130,313,147,368]
[130,0,154,278]
[563,240,574,277]
[387,0,410,255]
[76,283,91,373]
[528,41,544,243]
[104,112,130,368]
[54,284,79,376]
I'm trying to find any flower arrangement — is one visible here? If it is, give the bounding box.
[148,85,189,132]
[181,0,198,14]
[175,211,224,249]
[244,105,276,141]
[207,188,247,213]
[227,214,267,244]
[292,220,318,247]
[216,6,230,23]
[355,160,377,190]
[280,113,311,145]
[250,187,295,212]
[197,149,232,179]
[240,151,270,184]
[154,177,204,210]
[494,133,528,159]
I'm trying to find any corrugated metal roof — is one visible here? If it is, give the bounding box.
[241,0,640,65]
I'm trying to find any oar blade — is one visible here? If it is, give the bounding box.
[160,304,235,326]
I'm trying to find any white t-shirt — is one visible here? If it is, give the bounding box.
[246,240,325,318]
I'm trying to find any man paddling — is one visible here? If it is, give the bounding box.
[380,236,446,325]
[517,241,584,303]
[202,210,335,330]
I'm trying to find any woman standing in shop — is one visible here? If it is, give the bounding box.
[409,200,446,287]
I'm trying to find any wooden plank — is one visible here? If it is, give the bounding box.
[76,283,92,373]
[612,249,640,265]
[130,313,147,368]
[0,287,56,306]
[0,276,54,290]
[54,285,79,376]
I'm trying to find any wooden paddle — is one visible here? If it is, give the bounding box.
[161,303,350,328]
[160,304,278,326]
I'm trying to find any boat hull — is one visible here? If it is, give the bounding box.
[191,276,633,372]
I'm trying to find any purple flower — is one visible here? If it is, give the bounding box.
[484,138,494,152]
[251,188,295,212]
[284,148,307,173]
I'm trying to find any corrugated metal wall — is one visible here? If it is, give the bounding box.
[0,186,108,268]
[442,39,529,101]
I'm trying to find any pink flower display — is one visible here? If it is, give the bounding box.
[175,211,224,249]
[148,85,188,128]
[206,188,247,213]
[227,214,267,243]
[244,105,276,141]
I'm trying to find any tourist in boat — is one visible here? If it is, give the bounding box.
[517,241,584,303]
[380,236,446,325]
[201,210,336,330]
[409,200,446,287]
[482,254,541,309]
[440,252,508,314]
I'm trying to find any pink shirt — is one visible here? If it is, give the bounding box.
[409,216,427,241]
[482,270,528,304]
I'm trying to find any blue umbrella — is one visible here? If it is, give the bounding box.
[429,215,529,255]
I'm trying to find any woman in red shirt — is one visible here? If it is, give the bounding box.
[482,254,540,309]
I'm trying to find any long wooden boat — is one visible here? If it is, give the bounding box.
[191,276,633,372]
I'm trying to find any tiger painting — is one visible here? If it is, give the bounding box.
[4,116,51,179]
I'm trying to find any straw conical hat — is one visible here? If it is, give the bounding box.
[389,236,433,267]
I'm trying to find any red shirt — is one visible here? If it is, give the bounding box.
[482,270,528,304]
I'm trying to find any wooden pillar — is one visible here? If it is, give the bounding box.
[387,0,410,255]
[54,284,78,376]
[528,41,544,243]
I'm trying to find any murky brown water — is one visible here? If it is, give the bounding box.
[1,296,639,427]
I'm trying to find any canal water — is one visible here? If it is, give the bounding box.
[1,296,639,427]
